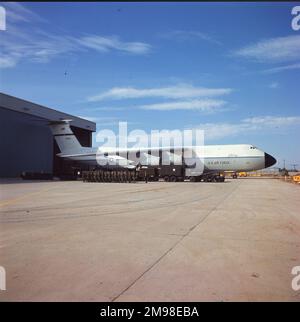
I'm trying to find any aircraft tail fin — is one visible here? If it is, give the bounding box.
[49,120,82,154]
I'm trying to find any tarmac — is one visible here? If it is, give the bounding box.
[0,178,299,301]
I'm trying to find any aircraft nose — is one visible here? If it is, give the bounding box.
[264,153,276,168]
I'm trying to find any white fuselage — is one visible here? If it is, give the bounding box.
[194,144,265,172]
[60,144,266,173]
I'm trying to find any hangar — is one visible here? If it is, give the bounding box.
[0,92,96,178]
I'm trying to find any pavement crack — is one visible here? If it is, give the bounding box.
[111,181,241,302]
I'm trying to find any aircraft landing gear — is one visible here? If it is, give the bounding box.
[189,174,225,183]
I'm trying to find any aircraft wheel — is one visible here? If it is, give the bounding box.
[170,175,177,182]
[132,173,137,182]
[164,176,170,182]
[103,172,108,182]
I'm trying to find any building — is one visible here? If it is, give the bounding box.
[0,92,96,177]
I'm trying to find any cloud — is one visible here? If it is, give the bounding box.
[85,98,228,113]
[0,55,19,68]
[3,2,46,23]
[233,35,300,63]
[197,123,244,141]
[262,62,300,74]
[87,84,233,113]
[139,99,226,112]
[268,82,279,89]
[0,28,80,67]
[87,85,233,102]
[160,30,221,45]
[242,116,300,127]
[85,106,125,112]
[0,3,151,68]
[78,35,151,55]
[196,116,300,141]
[76,116,122,126]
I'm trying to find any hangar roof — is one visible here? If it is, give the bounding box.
[0,92,96,132]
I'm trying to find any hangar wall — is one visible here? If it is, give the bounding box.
[0,107,53,177]
[0,93,96,178]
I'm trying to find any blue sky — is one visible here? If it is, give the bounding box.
[1,2,300,168]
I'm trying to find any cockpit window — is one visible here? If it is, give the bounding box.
[250,146,257,149]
